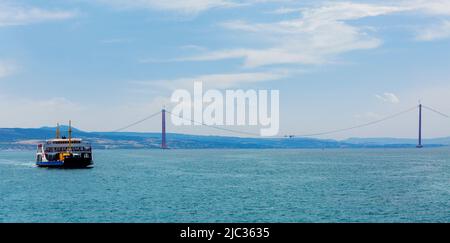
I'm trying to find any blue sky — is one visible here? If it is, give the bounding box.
[1,0,450,139]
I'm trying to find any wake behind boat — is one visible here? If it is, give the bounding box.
[36,121,93,168]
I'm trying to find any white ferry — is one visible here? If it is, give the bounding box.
[36,121,93,168]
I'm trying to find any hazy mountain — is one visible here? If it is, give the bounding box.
[0,127,447,150]
[344,137,450,146]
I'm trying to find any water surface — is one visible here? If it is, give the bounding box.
[0,148,449,222]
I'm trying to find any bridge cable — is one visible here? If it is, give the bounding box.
[110,105,426,138]
[422,105,450,119]
[112,110,161,132]
[166,110,261,137]
[290,106,418,137]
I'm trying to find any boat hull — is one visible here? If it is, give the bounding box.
[36,158,93,168]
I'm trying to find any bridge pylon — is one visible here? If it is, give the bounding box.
[161,108,168,149]
[417,103,423,148]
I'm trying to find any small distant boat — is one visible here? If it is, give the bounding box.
[36,121,93,168]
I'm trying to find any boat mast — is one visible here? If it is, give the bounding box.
[56,123,60,139]
[68,120,72,152]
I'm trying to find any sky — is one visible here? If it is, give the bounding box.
[1,0,450,139]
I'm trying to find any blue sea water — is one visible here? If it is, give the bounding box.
[0,148,449,223]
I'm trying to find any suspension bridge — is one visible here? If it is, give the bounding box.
[110,103,449,149]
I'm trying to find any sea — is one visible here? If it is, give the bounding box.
[0,148,449,223]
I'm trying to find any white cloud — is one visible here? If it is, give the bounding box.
[0,90,167,132]
[300,2,402,21]
[171,1,450,67]
[416,20,450,41]
[176,2,401,68]
[0,95,84,128]
[0,2,76,27]
[94,0,243,14]
[133,70,289,90]
[94,0,290,14]
[269,7,304,15]
[375,93,400,104]
[407,0,450,16]
[0,61,15,78]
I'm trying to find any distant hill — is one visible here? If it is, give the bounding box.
[344,137,450,146]
[0,126,447,150]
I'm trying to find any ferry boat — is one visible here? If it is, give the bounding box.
[36,121,93,168]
